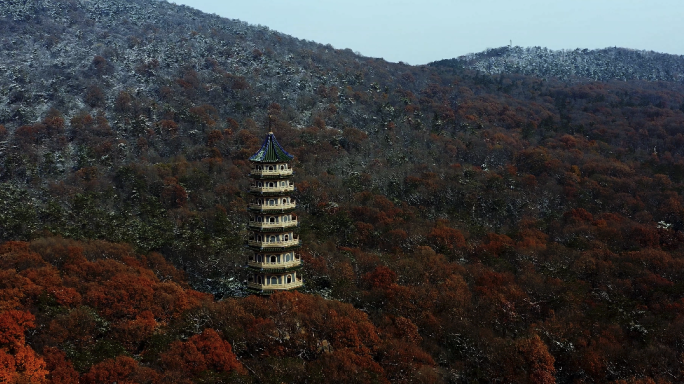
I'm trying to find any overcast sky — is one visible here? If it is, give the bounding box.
[170,0,684,65]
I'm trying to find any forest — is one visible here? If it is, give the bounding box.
[2,0,684,382]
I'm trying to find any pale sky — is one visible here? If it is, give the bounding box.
[170,0,684,65]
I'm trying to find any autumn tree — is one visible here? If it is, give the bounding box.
[0,310,48,383]
[161,328,246,378]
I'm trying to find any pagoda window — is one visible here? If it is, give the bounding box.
[269,235,276,243]
[270,255,277,263]
[269,182,274,187]
[268,166,274,171]
[257,235,262,241]
[285,253,291,262]
[283,198,287,204]
[258,182,262,187]
[287,275,292,284]
[278,276,282,284]
[257,216,263,222]
[257,165,262,170]
[284,234,289,241]
[271,276,278,285]
[258,276,263,284]
[269,217,275,223]
[269,199,275,205]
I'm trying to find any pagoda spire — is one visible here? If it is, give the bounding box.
[245,132,303,295]
[248,132,294,163]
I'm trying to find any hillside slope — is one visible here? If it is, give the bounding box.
[1,237,439,383]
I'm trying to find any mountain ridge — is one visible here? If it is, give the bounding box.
[430,45,684,83]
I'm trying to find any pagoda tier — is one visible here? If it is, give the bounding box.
[247,251,302,272]
[249,180,295,196]
[248,213,299,232]
[245,132,303,295]
[249,167,294,179]
[247,196,297,213]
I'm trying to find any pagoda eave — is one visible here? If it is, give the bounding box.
[249,159,292,164]
[248,173,294,180]
[248,207,296,214]
[248,224,299,233]
[247,244,302,252]
[248,190,297,197]
[246,264,303,273]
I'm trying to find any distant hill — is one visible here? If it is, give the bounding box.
[430,46,684,82]
[0,0,378,128]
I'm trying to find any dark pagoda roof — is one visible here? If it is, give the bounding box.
[249,132,294,163]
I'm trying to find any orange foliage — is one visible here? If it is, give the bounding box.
[377,340,437,383]
[427,220,466,253]
[42,347,79,384]
[82,356,159,384]
[362,266,397,289]
[161,328,246,376]
[161,177,188,208]
[0,238,219,381]
[311,349,388,384]
[512,335,556,384]
[478,233,514,257]
[0,310,48,383]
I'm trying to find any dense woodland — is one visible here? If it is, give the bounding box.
[2,0,684,382]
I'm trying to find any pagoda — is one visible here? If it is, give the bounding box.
[245,132,303,295]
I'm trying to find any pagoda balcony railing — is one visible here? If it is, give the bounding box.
[248,238,301,249]
[249,184,295,194]
[248,201,296,211]
[250,169,293,177]
[247,277,303,291]
[247,259,302,270]
[249,220,298,230]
